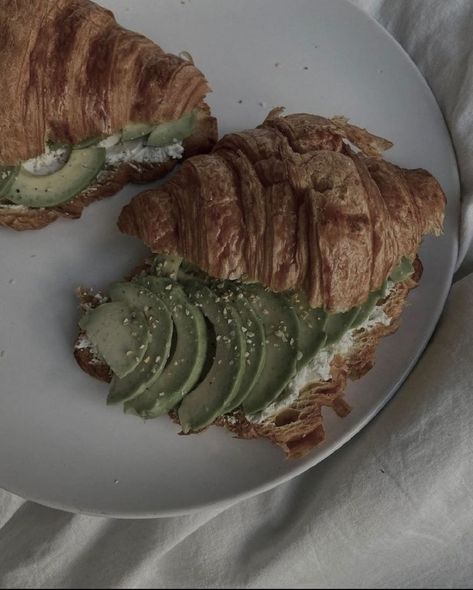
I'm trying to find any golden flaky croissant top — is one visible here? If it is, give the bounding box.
[0,0,211,165]
[118,110,446,312]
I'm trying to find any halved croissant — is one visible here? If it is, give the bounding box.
[0,0,217,231]
[0,0,214,165]
[118,109,446,312]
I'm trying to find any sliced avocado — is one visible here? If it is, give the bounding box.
[122,123,153,142]
[125,276,208,418]
[152,254,183,280]
[79,301,151,379]
[324,307,360,347]
[152,254,208,283]
[107,282,173,405]
[178,282,246,433]
[0,167,19,197]
[351,281,388,330]
[96,134,122,150]
[147,111,197,148]
[242,284,299,415]
[74,136,102,149]
[285,292,327,369]
[390,257,414,283]
[5,147,105,208]
[215,282,267,413]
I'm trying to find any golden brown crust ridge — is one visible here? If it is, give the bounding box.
[0,0,213,165]
[118,111,446,312]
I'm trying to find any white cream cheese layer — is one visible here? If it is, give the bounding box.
[20,137,184,177]
[98,136,184,167]
[22,145,71,176]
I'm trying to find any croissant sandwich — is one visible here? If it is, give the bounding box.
[0,0,217,231]
[75,110,446,459]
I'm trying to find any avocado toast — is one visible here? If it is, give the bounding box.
[0,0,217,231]
[75,111,446,458]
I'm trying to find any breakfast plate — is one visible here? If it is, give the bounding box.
[0,0,459,517]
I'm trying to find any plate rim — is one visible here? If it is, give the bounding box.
[0,0,460,518]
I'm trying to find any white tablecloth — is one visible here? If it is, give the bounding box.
[1,1,473,587]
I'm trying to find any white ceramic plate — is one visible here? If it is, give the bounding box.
[0,0,459,518]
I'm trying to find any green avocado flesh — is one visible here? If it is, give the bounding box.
[74,136,102,149]
[214,282,267,413]
[125,277,208,418]
[5,147,105,208]
[286,292,326,369]
[147,111,197,147]
[79,302,151,379]
[80,256,412,429]
[0,112,197,209]
[106,282,174,405]
[0,167,19,196]
[121,123,154,142]
[390,257,414,283]
[178,281,246,432]
[242,284,299,415]
[324,307,360,347]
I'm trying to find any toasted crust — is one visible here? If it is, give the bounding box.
[118,111,445,312]
[0,0,213,165]
[74,288,112,382]
[0,109,217,231]
[73,260,421,459]
[74,343,112,383]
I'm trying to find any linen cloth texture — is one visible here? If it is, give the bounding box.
[1,1,473,587]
